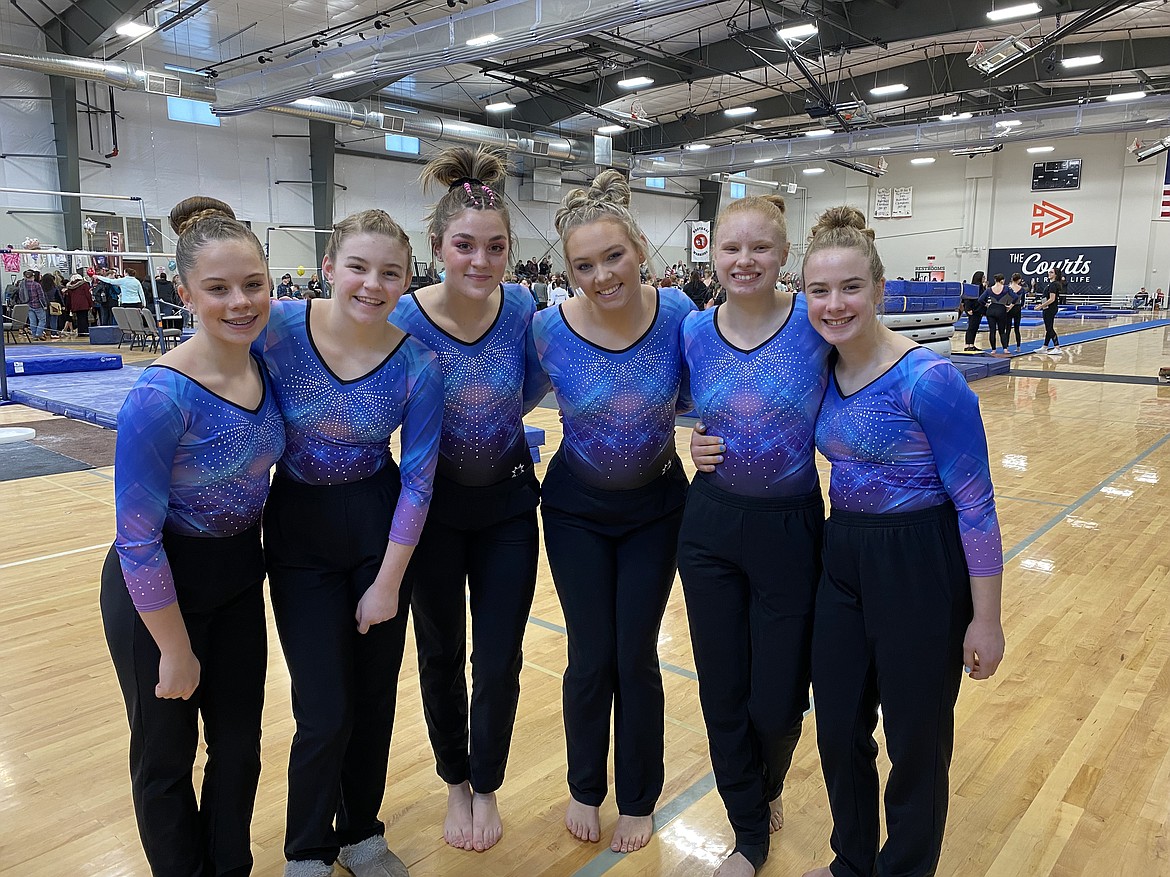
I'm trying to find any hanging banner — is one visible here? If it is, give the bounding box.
[690,221,710,263]
[874,188,892,218]
[892,186,913,217]
[987,246,1116,297]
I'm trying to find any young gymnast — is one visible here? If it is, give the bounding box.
[391,146,550,853]
[532,170,695,854]
[799,207,1005,877]
[258,210,443,877]
[101,195,284,876]
[680,194,831,876]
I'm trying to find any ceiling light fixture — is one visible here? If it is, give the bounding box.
[685,143,711,151]
[1106,90,1146,102]
[870,83,908,97]
[911,157,936,165]
[805,128,833,137]
[485,101,516,112]
[617,76,655,89]
[116,20,154,37]
[753,158,774,163]
[803,167,825,174]
[986,3,1042,22]
[724,106,758,117]
[597,124,626,134]
[1061,54,1103,69]
[995,119,1022,127]
[939,112,973,121]
[1027,146,1055,153]
[777,23,818,41]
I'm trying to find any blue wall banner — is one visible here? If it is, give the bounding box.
[986,246,1116,297]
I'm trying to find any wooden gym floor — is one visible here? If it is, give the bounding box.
[1,316,1168,876]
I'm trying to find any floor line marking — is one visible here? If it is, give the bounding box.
[0,541,109,570]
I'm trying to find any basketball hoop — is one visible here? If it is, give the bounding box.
[631,98,645,120]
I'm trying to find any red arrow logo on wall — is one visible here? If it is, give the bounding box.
[1030,201,1074,238]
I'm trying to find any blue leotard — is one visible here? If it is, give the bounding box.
[390,285,549,487]
[114,360,285,612]
[815,346,1003,576]
[531,288,695,490]
[257,300,442,545]
[683,295,831,497]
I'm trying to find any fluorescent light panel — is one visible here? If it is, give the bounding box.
[1061,54,1103,69]
[485,101,515,112]
[466,33,500,47]
[986,3,1042,22]
[617,76,654,89]
[777,23,818,41]
[911,157,936,165]
[1027,146,1055,153]
[1106,91,1146,102]
[805,128,833,137]
[939,112,973,121]
[724,106,757,117]
[870,83,908,96]
[685,143,711,151]
[803,167,825,174]
[597,124,625,134]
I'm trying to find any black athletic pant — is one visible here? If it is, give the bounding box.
[541,451,688,816]
[264,464,413,865]
[100,527,267,877]
[1042,307,1059,347]
[812,504,973,877]
[677,478,823,869]
[962,305,984,347]
[986,313,1010,350]
[1009,306,1023,347]
[72,309,90,336]
[409,469,540,793]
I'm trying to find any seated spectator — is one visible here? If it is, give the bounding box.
[275,273,295,297]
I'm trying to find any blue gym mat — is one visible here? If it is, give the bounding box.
[8,367,549,459]
[5,344,122,377]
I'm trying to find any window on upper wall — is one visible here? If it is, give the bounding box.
[167,96,220,127]
[729,172,746,200]
[385,134,421,155]
[646,177,666,189]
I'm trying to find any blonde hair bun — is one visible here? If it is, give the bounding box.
[810,205,874,242]
[169,196,236,236]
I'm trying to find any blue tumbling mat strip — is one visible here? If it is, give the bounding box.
[5,344,122,377]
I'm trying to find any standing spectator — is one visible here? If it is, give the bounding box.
[107,268,146,309]
[682,269,711,309]
[960,271,986,352]
[20,270,48,339]
[64,274,93,337]
[982,274,1016,356]
[1155,288,1165,311]
[531,274,549,310]
[42,271,64,334]
[547,277,571,308]
[539,257,551,277]
[93,271,117,326]
[1036,267,1064,355]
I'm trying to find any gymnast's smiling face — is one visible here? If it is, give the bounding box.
[178,237,272,346]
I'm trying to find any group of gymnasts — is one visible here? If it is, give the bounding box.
[100,144,1006,877]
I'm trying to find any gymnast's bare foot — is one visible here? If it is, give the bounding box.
[610,814,653,853]
[769,794,784,832]
[565,796,601,843]
[444,781,474,850]
[713,851,756,876]
[471,790,503,852]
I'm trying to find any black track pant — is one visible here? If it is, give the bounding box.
[100,527,267,877]
[986,313,1010,350]
[541,451,688,816]
[72,309,90,336]
[1009,307,1023,347]
[1042,308,1059,347]
[677,478,823,869]
[264,465,413,865]
[409,470,540,793]
[962,306,983,347]
[812,504,973,877]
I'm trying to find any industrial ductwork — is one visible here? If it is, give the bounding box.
[210,0,719,115]
[0,45,597,164]
[632,97,1170,177]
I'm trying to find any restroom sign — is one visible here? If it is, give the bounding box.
[690,222,710,262]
